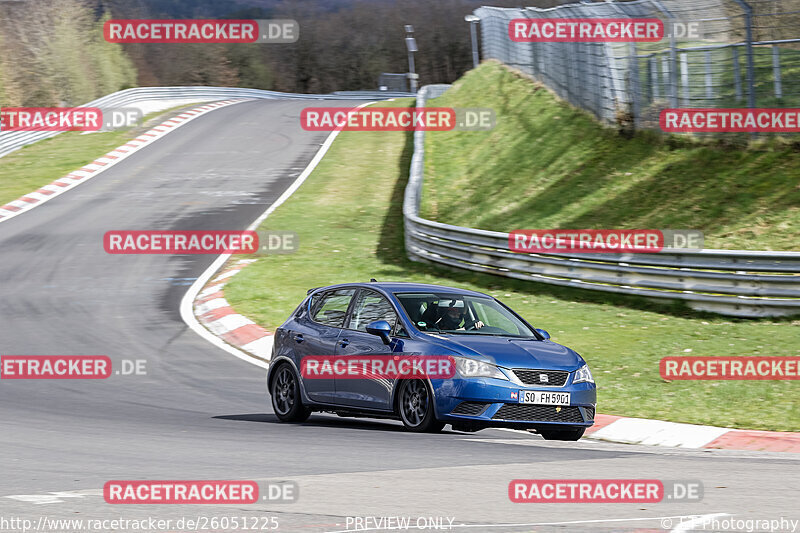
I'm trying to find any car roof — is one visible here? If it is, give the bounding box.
[310,282,492,298]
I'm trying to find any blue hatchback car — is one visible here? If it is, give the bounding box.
[267,282,597,439]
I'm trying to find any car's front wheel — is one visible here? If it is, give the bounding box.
[270,364,311,422]
[396,379,444,433]
[538,427,585,441]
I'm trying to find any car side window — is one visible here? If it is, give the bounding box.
[348,290,398,332]
[311,289,355,328]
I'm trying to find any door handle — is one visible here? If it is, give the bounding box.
[339,339,350,348]
[293,334,304,343]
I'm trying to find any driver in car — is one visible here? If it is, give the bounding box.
[434,299,484,331]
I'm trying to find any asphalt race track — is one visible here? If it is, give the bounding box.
[0,99,798,533]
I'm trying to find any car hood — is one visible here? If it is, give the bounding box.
[425,334,584,371]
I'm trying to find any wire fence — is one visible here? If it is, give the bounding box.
[475,0,800,132]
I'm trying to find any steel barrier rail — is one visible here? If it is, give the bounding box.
[403,85,800,317]
[0,86,412,158]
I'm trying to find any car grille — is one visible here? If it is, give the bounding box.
[512,369,569,387]
[451,402,489,416]
[493,404,583,423]
[584,406,595,420]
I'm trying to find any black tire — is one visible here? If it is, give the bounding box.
[538,427,585,441]
[396,379,444,433]
[270,364,311,422]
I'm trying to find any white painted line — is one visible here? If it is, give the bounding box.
[5,489,102,505]
[669,513,731,532]
[197,283,226,299]
[206,314,254,335]
[590,418,730,448]
[212,269,240,282]
[179,100,378,370]
[194,297,229,315]
[241,335,274,358]
[24,193,49,202]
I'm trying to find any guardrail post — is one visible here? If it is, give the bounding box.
[731,0,756,108]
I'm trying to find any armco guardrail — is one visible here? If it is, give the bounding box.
[403,85,800,318]
[0,86,411,158]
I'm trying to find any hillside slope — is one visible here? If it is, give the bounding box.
[422,62,800,251]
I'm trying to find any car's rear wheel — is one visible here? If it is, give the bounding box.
[271,364,311,422]
[397,379,444,433]
[538,427,585,441]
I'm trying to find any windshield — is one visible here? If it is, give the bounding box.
[394,292,537,337]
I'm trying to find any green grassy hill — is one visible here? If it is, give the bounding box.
[421,61,800,251]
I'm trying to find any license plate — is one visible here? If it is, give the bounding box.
[519,390,570,406]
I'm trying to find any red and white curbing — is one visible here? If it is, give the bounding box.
[586,414,800,453]
[193,259,273,362]
[0,99,248,225]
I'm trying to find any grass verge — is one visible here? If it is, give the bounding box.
[224,100,799,432]
[0,105,191,206]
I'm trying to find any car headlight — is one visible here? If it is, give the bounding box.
[573,364,594,384]
[454,357,508,380]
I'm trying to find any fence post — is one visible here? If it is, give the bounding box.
[651,56,659,100]
[705,50,714,100]
[772,45,783,100]
[650,0,678,106]
[630,43,641,129]
[668,28,679,107]
[731,0,756,108]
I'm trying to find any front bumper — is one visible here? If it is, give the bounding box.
[431,376,597,429]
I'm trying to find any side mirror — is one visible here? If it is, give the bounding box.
[366,320,393,345]
[535,328,551,340]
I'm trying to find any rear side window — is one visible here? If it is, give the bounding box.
[311,289,355,328]
[349,290,398,332]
